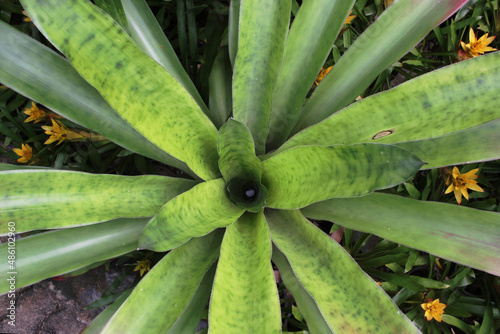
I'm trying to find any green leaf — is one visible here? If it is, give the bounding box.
[262,144,423,209]
[233,0,291,154]
[266,209,420,333]
[21,0,219,180]
[102,230,223,333]
[272,246,333,334]
[0,170,197,234]
[397,118,500,169]
[166,263,217,334]
[83,290,132,334]
[278,52,500,160]
[119,0,209,118]
[209,47,233,128]
[209,211,280,333]
[139,178,244,251]
[302,193,500,276]
[293,0,469,132]
[0,20,192,174]
[94,0,128,28]
[228,0,240,66]
[267,0,356,149]
[218,119,262,182]
[0,218,148,293]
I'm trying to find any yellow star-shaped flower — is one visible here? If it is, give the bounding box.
[460,27,497,59]
[421,299,447,322]
[444,166,484,205]
[314,66,333,86]
[41,119,84,145]
[24,102,47,123]
[134,259,151,277]
[13,143,34,164]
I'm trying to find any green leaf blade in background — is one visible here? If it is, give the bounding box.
[267,0,356,149]
[0,170,197,234]
[102,230,223,333]
[0,20,193,174]
[302,193,500,276]
[272,246,333,334]
[218,118,262,183]
[278,52,500,159]
[209,47,233,128]
[232,0,291,154]
[209,211,281,333]
[262,144,423,209]
[293,0,470,132]
[21,0,220,180]
[139,178,244,252]
[266,209,421,333]
[0,218,148,294]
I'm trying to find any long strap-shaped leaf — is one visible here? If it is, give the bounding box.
[397,118,500,169]
[119,0,210,118]
[267,0,356,149]
[302,193,500,276]
[293,0,469,132]
[0,218,148,294]
[262,144,423,209]
[209,211,281,333]
[21,0,220,180]
[0,20,192,174]
[278,52,500,158]
[272,246,333,334]
[102,230,223,333]
[232,0,291,154]
[0,170,197,234]
[139,178,245,251]
[266,209,421,333]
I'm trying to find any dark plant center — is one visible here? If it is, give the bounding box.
[242,181,259,202]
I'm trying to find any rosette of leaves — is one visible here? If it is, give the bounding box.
[0,0,499,333]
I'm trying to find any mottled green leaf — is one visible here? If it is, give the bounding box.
[0,170,197,234]
[302,193,500,276]
[266,209,420,333]
[102,230,223,333]
[397,118,500,169]
[294,0,469,132]
[21,0,219,180]
[139,178,244,251]
[267,0,356,149]
[228,0,240,66]
[0,218,148,294]
[218,119,261,182]
[166,264,216,334]
[120,0,209,117]
[233,0,291,154]
[209,211,280,333]
[272,246,333,334]
[278,52,500,159]
[83,290,132,334]
[0,20,192,173]
[262,144,423,209]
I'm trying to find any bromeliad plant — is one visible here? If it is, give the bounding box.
[0,0,499,333]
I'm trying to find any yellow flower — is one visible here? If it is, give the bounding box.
[22,10,32,23]
[444,166,484,205]
[134,259,151,277]
[13,143,34,163]
[41,119,85,145]
[421,299,447,322]
[344,11,356,26]
[24,102,47,123]
[460,28,497,59]
[315,66,333,86]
